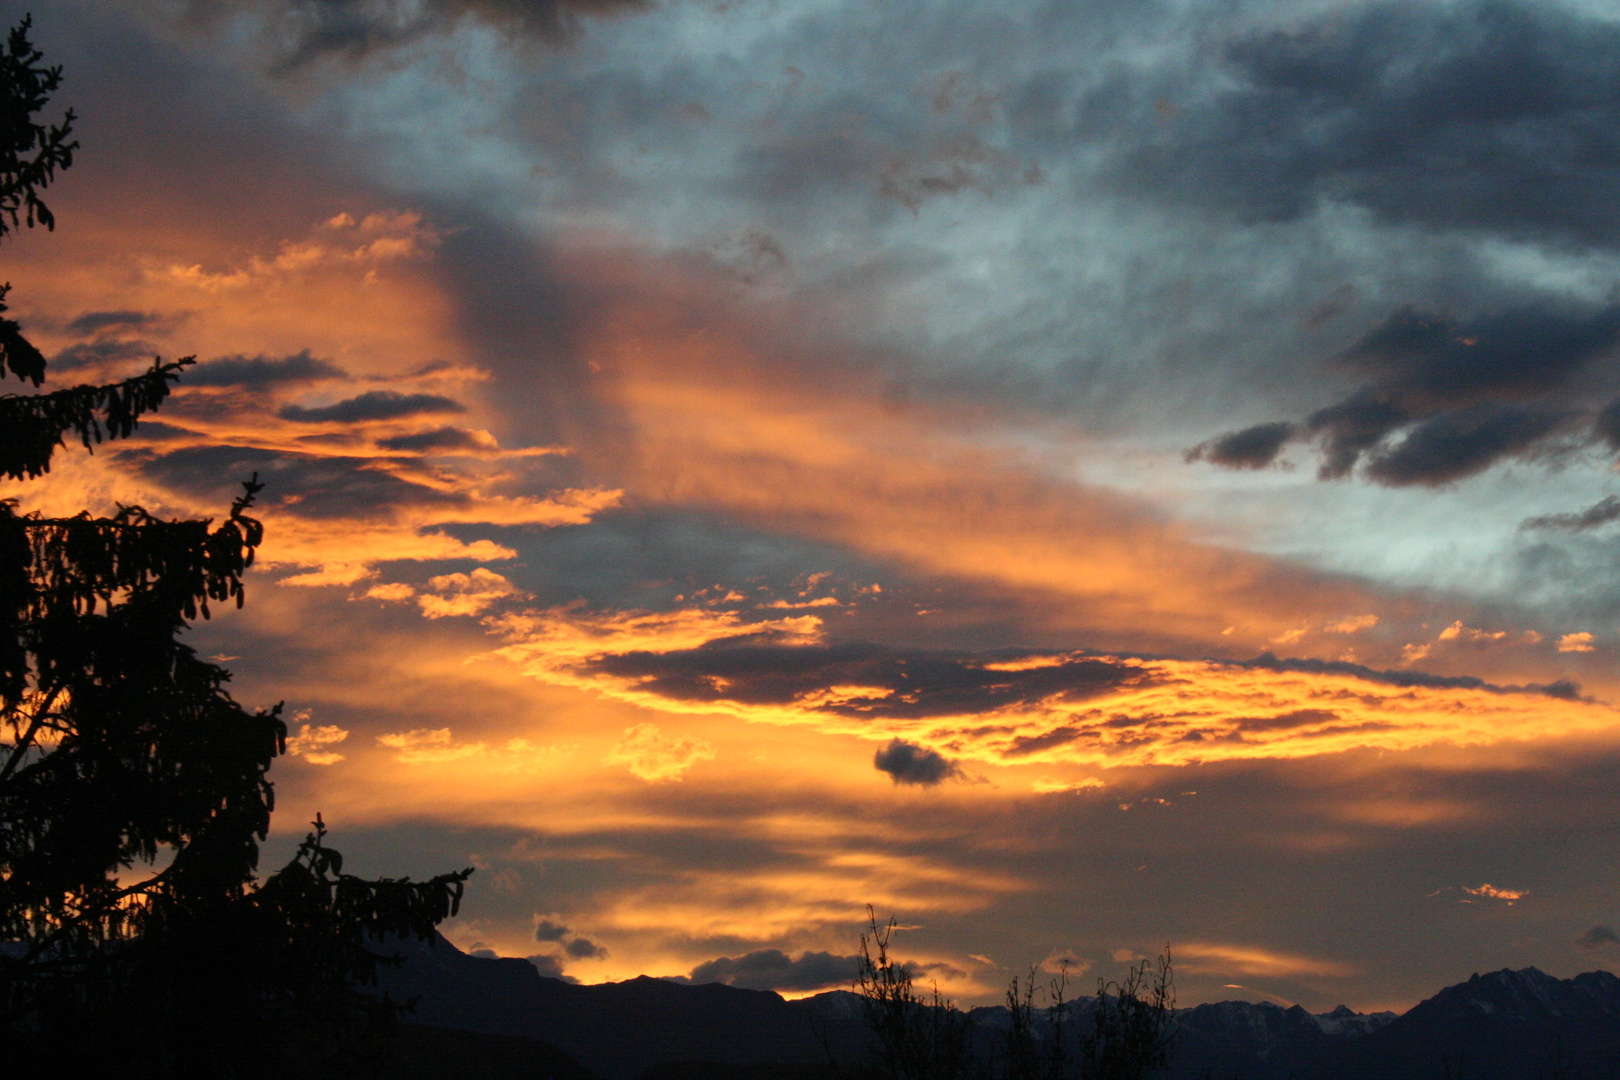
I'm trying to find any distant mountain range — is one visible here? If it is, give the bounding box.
[379,937,1620,1080]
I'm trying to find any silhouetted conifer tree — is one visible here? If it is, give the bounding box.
[0,18,472,1078]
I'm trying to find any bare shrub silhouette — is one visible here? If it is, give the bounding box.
[856,907,974,1080]
[853,912,1175,1080]
[1080,948,1176,1080]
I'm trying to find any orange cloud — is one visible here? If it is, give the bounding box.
[487,605,1618,770]
[285,716,350,765]
[1176,942,1356,979]
[1464,883,1527,904]
[376,727,490,764]
[1324,615,1379,635]
[605,723,717,782]
[414,568,525,619]
[552,259,1410,658]
[4,209,620,587]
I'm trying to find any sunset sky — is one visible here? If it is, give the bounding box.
[9,0,1620,1014]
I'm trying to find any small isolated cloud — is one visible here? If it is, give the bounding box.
[1558,633,1596,653]
[376,727,489,763]
[565,937,609,960]
[535,919,570,943]
[606,723,715,782]
[873,739,961,786]
[417,568,522,618]
[285,719,349,765]
[685,949,860,992]
[1464,883,1527,905]
[279,390,465,423]
[1578,925,1620,950]
[364,582,416,602]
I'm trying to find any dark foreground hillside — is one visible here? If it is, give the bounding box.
[378,936,1620,1080]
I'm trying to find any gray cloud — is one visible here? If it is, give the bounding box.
[1123,1,1620,248]
[278,389,465,423]
[534,919,570,942]
[199,0,650,70]
[127,444,469,519]
[50,337,156,372]
[65,309,160,334]
[1361,405,1566,487]
[1522,496,1620,533]
[873,738,960,787]
[1196,302,1620,485]
[583,643,1149,721]
[564,936,607,960]
[376,426,490,453]
[1578,925,1620,950]
[685,949,859,992]
[1185,421,1296,471]
[184,350,347,389]
[1242,652,1582,701]
[1596,398,1620,451]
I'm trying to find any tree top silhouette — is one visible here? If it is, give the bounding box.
[0,19,472,1077]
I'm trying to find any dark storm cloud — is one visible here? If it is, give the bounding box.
[683,949,859,992]
[1195,303,1620,485]
[534,919,570,942]
[583,643,1150,721]
[1361,405,1566,487]
[1340,305,1620,407]
[128,444,467,518]
[184,350,347,389]
[376,426,489,452]
[1596,398,1620,451]
[278,389,465,423]
[1185,421,1296,470]
[1126,1,1620,247]
[1522,496,1620,533]
[873,738,960,786]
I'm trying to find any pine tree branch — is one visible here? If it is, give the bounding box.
[0,357,193,480]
